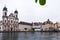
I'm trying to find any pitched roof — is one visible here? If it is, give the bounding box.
[42,19,53,25]
[9,13,15,17]
[19,21,32,26]
[32,22,42,26]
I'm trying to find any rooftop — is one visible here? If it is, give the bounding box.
[19,21,32,26]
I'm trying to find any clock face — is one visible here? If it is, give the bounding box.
[35,0,46,6]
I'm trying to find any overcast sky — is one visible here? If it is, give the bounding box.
[0,0,60,23]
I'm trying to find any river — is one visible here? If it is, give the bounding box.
[0,32,60,40]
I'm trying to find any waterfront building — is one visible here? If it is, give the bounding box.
[19,21,32,31]
[42,19,53,31]
[2,6,19,31]
[56,22,60,30]
[32,22,42,31]
[0,6,60,32]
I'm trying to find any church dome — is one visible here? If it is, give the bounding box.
[14,10,18,13]
[3,6,7,11]
[42,19,53,25]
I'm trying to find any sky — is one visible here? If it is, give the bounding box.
[0,0,60,23]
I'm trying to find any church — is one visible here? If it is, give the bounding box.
[2,6,19,31]
[0,6,58,32]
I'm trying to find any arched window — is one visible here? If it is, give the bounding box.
[5,20,6,23]
[16,15,17,18]
[5,12,7,16]
[11,20,12,23]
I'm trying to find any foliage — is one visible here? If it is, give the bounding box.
[35,0,46,6]
[35,0,38,3]
[24,28,27,31]
[32,28,35,31]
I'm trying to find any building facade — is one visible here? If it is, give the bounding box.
[19,21,32,31]
[55,22,60,30]
[42,19,53,31]
[32,22,42,31]
[2,6,19,31]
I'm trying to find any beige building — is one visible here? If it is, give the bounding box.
[2,6,19,31]
[19,21,32,31]
[55,22,60,30]
[42,24,52,31]
[42,19,53,31]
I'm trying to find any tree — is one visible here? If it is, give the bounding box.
[35,0,46,6]
[24,28,27,31]
[32,28,35,31]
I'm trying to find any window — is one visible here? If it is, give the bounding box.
[16,15,17,18]
[24,28,27,31]
[5,20,6,23]
[5,12,7,16]
[11,20,13,23]
[8,20,10,23]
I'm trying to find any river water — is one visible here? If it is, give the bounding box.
[0,32,60,40]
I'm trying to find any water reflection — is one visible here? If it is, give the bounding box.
[1,32,60,40]
[2,32,18,40]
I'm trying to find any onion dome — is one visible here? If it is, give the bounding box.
[14,10,18,13]
[3,6,7,11]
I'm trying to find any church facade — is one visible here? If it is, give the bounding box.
[2,6,19,31]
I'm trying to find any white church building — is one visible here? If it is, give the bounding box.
[0,6,19,31]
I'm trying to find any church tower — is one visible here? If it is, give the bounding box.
[3,6,7,16]
[14,10,18,18]
[14,10,19,31]
[2,6,8,31]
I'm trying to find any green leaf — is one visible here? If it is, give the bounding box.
[35,0,38,3]
[39,0,46,5]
